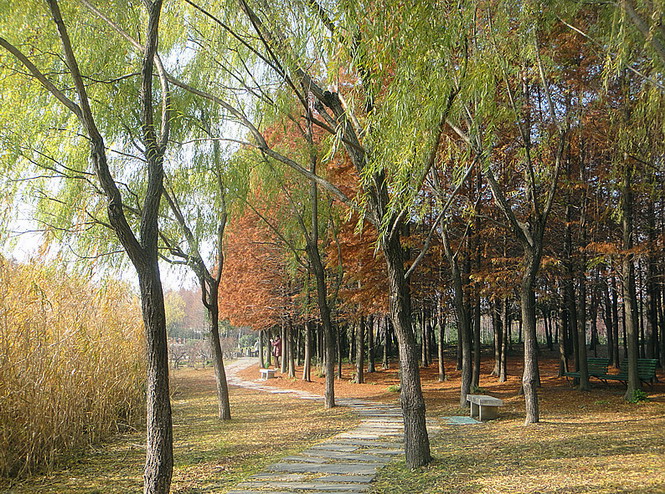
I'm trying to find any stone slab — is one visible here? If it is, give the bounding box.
[237,481,370,492]
[300,451,391,463]
[268,462,379,475]
[250,473,308,481]
[316,475,374,483]
[310,444,359,452]
[334,439,403,447]
[443,416,480,425]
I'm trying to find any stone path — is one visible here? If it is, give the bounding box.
[225,358,440,494]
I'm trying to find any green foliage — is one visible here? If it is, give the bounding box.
[239,333,257,348]
[627,389,649,404]
[387,384,401,393]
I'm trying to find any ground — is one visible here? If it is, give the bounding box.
[2,350,664,493]
[247,350,665,493]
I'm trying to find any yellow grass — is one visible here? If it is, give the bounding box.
[0,259,145,478]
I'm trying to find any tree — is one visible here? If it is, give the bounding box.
[1,2,174,491]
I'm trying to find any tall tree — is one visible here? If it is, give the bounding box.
[1,1,174,491]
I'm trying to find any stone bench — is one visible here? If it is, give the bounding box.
[259,368,276,380]
[466,394,504,421]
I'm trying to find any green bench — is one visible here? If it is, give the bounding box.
[600,359,659,387]
[563,357,609,381]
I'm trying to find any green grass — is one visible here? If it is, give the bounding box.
[1,366,357,493]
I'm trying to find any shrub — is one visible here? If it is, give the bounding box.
[628,389,649,404]
[0,258,145,478]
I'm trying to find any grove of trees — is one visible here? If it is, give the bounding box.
[2,1,664,493]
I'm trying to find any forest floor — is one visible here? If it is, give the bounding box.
[240,349,665,493]
[2,350,663,493]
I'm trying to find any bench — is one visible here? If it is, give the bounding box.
[259,368,276,380]
[600,359,658,387]
[466,394,504,421]
[563,357,609,381]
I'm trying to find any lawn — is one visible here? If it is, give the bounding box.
[247,350,665,494]
[3,352,664,493]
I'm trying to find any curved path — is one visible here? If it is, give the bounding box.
[225,358,439,494]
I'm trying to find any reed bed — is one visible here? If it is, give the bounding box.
[0,257,145,478]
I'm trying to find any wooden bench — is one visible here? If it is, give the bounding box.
[259,368,276,380]
[600,359,658,387]
[563,357,609,382]
[466,394,504,421]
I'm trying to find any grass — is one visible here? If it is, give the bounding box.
[4,351,665,493]
[0,365,357,493]
[369,364,665,493]
[246,350,665,494]
[371,408,665,493]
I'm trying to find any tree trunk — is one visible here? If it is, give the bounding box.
[355,316,365,383]
[288,319,296,378]
[576,271,590,391]
[138,268,173,494]
[303,322,311,381]
[612,276,621,366]
[442,230,472,408]
[499,305,508,383]
[521,251,540,424]
[491,299,503,377]
[207,287,231,420]
[438,313,446,382]
[383,233,431,468]
[472,295,481,389]
[337,323,343,379]
[307,241,336,408]
[259,329,266,368]
[368,315,376,373]
[621,167,640,400]
[382,317,390,369]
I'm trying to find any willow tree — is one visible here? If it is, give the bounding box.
[221,0,474,467]
[160,114,233,420]
[0,2,175,491]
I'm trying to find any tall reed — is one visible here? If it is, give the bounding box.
[0,257,145,478]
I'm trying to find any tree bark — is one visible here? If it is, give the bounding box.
[368,315,376,373]
[472,295,481,389]
[438,312,446,382]
[383,232,431,468]
[209,298,231,420]
[355,316,365,383]
[491,299,503,377]
[520,252,540,424]
[621,166,640,400]
[303,322,312,381]
[441,229,472,408]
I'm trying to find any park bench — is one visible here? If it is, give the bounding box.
[259,368,276,380]
[466,394,504,421]
[562,357,609,382]
[600,358,658,387]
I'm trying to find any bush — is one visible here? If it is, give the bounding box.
[0,258,145,478]
[628,389,649,404]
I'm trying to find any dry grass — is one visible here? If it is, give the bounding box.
[0,259,145,478]
[0,366,357,493]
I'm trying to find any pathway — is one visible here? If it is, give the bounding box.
[225,358,439,494]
